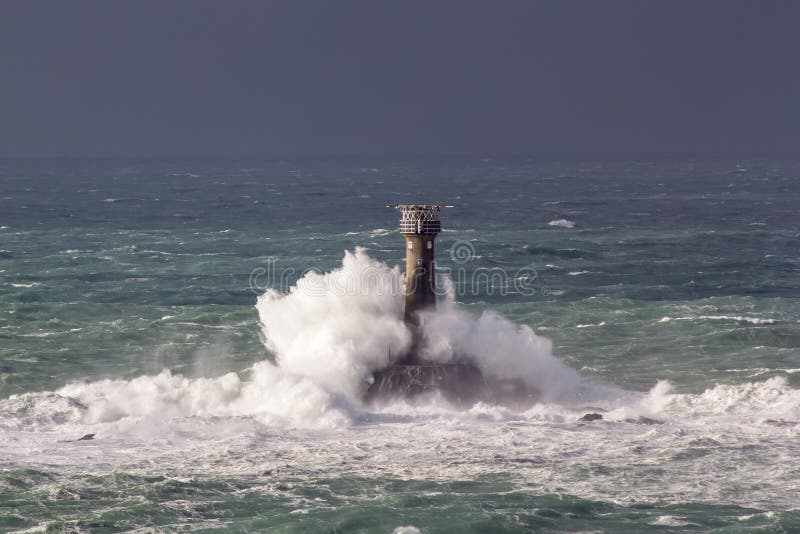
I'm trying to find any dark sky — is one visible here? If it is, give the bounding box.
[1,1,799,157]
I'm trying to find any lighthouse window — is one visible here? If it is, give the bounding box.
[417,258,423,266]
[407,241,413,249]
[426,241,432,249]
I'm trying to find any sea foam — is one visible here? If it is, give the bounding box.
[9,249,796,437]
[6,249,592,430]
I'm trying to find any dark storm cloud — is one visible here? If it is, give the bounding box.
[0,0,798,156]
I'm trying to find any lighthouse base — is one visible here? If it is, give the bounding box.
[365,362,535,408]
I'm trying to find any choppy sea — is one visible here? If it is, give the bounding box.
[1,156,799,532]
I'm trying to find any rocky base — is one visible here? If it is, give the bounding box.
[365,362,535,408]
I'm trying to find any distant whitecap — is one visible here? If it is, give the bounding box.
[548,219,575,228]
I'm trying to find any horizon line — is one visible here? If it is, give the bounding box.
[2,149,800,160]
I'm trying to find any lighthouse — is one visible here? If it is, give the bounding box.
[366,204,481,403]
[364,204,533,406]
[395,205,441,362]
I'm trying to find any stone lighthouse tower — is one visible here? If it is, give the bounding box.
[366,204,487,404]
[396,204,441,325]
[365,204,527,405]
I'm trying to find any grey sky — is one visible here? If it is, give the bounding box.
[1,1,798,156]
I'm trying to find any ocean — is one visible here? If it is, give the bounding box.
[1,156,799,532]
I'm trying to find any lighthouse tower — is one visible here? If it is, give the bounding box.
[365,204,487,404]
[396,204,441,325]
[365,204,530,406]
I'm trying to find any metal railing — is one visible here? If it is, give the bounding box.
[394,204,443,235]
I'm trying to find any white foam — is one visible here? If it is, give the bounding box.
[650,516,695,527]
[418,296,581,401]
[3,248,587,429]
[55,365,352,430]
[2,372,800,510]
[548,219,575,228]
[659,315,776,325]
[670,376,800,419]
[257,248,579,401]
[2,249,800,510]
[256,248,409,396]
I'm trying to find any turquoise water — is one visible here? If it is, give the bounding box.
[1,156,799,532]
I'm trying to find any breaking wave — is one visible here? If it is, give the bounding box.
[0,249,598,431]
[2,249,798,439]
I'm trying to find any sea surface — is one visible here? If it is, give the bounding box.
[1,156,799,532]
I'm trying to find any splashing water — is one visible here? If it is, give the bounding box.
[3,248,800,516]
[257,247,589,406]
[1,248,620,434]
[255,248,411,397]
